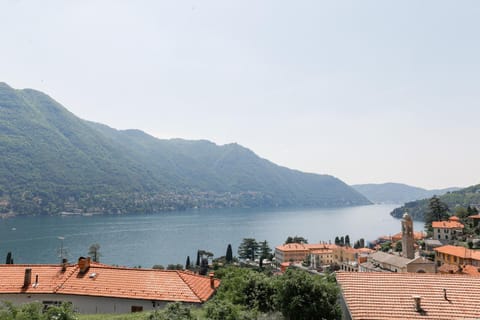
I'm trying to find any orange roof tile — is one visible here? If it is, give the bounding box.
[434,245,480,260]
[0,262,219,303]
[391,231,426,242]
[337,272,480,320]
[432,220,464,229]
[438,263,480,276]
[469,214,480,219]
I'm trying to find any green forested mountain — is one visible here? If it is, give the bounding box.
[0,83,370,215]
[391,184,480,220]
[353,183,460,204]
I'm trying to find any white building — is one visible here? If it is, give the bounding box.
[0,257,219,314]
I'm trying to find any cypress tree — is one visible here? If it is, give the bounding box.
[6,252,12,264]
[196,250,200,266]
[186,256,191,270]
[226,244,233,263]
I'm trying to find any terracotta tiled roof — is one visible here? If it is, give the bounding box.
[0,262,219,303]
[432,219,464,229]
[275,243,336,252]
[434,245,480,261]
[275,243,308,252]
[438,263,480,276]
[391,231,426,242]
[469,214,480,219]
[337,272,480,320]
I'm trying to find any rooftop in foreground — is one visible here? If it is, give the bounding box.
[337,272,480,320]
[0,260,219,303]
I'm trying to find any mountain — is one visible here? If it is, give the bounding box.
[0,82,370,215]
[390,184,480,220]
[352,183,460,204]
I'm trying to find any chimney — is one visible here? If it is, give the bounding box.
[78,256,91,274]
[33,274,39,288]
[23,268,32,288]
[209,272,215,289]
[61,258,68,272]
[412,295,422,312]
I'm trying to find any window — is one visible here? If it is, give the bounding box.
[131,306,143,313]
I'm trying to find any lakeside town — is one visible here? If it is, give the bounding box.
[2,197,480,319]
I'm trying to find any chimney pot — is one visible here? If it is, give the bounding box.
[23,268,32,288]
[78,256,90,274]
[209,272,215,289]
[412,295,422,312]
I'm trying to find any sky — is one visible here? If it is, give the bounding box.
[1,0,479,190]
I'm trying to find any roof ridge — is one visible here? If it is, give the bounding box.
[177,271,206,302]
[53,265,79,293]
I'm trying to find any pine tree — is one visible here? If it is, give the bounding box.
[226,244,233,263]
[238,238,259,260]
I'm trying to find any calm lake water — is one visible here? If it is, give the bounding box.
[0,204,423,267]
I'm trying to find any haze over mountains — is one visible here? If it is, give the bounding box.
[352,183,460,204]
[0,83,370,215]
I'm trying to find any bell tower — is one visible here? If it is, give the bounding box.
[402,212,414,259]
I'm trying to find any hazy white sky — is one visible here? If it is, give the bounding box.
[1,0,479,189]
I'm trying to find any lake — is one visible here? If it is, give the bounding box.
[0,204,423,267]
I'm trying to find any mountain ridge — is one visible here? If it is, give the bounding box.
[352,182,460,204]
[0,82,370,215]
[390,184,480,220]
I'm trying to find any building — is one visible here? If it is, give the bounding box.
[310,248,334,269]
[0,257,219,314]
[438,263,480,276]
[359,251,411,273]
[432,216,464,242]
[401,213,415,259]
[337,272,480,320]
[274,243,311,264]
[434,245,480,267]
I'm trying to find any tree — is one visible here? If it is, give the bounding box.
[274,269,341,320]
[285,236,308,244]
[425,196,449,231]
[5,252,13,264]
[340,236,344,246]
[152,265,165,270]
[395,241,402,252]
[345,235,350,247]
[238,238,259,260]
[226,244,233,263]
[196,250,201,267]
[199,258,209,276]
[149,302,194,320]
[258,240,272,261]
[185,256,191,270]
[88,243,101,262]
[334,236,340,246]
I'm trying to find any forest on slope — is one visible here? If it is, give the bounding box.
[390,184,480,220]
[0,83,370,215]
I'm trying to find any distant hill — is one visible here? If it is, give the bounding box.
[352,183,460,204]
[390,184,480,220]
[0,82,370,215]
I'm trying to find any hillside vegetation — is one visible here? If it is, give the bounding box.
[391,184,480,220]
[353,182,459,204]
[0,83,370,215]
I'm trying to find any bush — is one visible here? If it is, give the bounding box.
[274,269,340,320]
[149,302,193,320]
